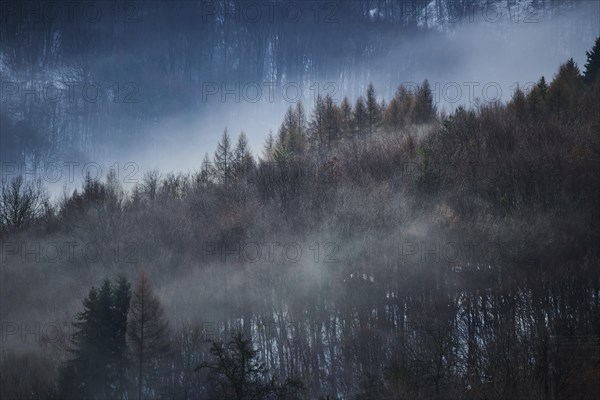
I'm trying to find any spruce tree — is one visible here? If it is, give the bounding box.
[583,37,600,85]
[59,276,132,399]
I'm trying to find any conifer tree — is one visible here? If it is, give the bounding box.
[199,153,213,185]
[324,95,341,147]
[309,95,327,148]
[197,332,304,400]
[527,76,548,117]
[262,132,275,162]
[414,79,437,124]
[583,37,600,85]
[366,83,382,135]
[547,58,583,120]
[384,96,403,133]
[112,275,132,397]
[128,270,170,400]
[353,96,368,138]
[397,85,415,125]
[340,97,353,137]
[289,101,308,155]
[213,128,233,184]
[59,276,131,399]
[233,132,255,182]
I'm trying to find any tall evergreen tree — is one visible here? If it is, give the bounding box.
[59,277,132,399]
[583,37,600,85]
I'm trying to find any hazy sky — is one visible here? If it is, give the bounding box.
[120,1,598,177]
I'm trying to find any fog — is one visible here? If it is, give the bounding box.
[2,0,598,184]
[115,0,600,175]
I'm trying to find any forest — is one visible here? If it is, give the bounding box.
[1,30,599,398]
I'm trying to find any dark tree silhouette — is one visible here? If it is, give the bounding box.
[128,270,170,400]
[197,332,304,400]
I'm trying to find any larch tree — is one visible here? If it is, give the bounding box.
[352,96,368,138]
[128,270,170,400]
[262,132,275,162]
[547,59,583,120]
[414,79,437,124]
[527,76,548,118]
[213,128,234,184]
[324,95,341,147]
[384,96,403,133]
[294,101,308,136]
[366,83,382,135]
[288,101,308,155]
[397,85,415,125]
[233,132,255,182]
[339,97,353,137]
[112,275,132,397]
[276,107,297,157]
[309,95,327,149]
[199,153,213,185]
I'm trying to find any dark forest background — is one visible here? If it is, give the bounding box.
[1,0,597,167]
